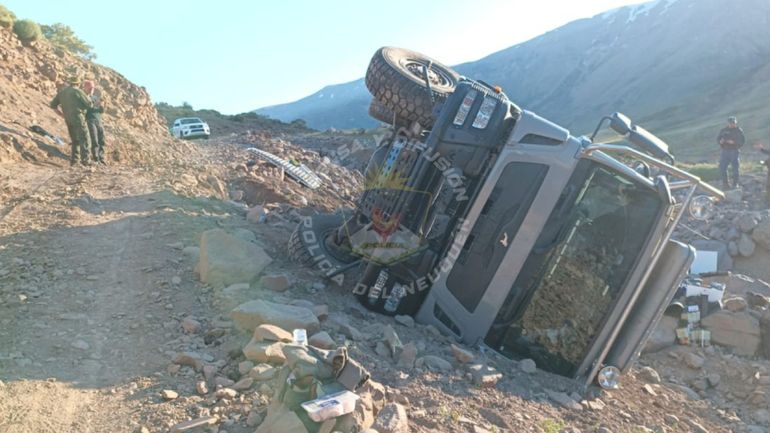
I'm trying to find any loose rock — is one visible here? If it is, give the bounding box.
[232,377,254,391]
[253,324,293,342]
[417,355,451,372]
[160,389,178,400]
[372,403,408,433]
[198,229,273,287]
[638,366,661,384]
[215,388,238,400]
[260,274,291,292]
[398,342,418,369]
[383,325,402,356]
[242,340,287,364]
[181,317,201,334]
[723,297,748,312]
[70,339,90,351]
[545,390,582,411]
[232,299,320,334]
[519,358,537,374]
[249,364,277,381]
[468,363,503,388]
[238,360,255,376]
[739,233,757,257]
[169,416,218,433]
[450,344,475,364]
[309,331,335,350]
[683,352,705,369]
[394,315,414,327]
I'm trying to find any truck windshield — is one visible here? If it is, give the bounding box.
[485,160,662,377]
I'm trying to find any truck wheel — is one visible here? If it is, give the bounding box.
[365,47,459,128]
[368,99,408,127]
[288,212,358,272]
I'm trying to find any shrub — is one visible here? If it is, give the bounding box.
[0,5,15,28]
[41,23,95,59]
[12,19,42,43]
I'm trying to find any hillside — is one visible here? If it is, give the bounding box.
[254,79,377,131]
[255,0,770,161]
[0,25,194,165]
[154,103,315,138]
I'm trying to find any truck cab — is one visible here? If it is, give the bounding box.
[290,50,722,389]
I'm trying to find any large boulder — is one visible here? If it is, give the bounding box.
[644,315,678,353]
[232,299,320,334]
[739,234,757,257]
[198,229,272,287]
[738,214,760,233]
[753,221,770,251]
[701,310,760,356]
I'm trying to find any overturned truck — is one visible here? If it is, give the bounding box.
[289,47,723,389]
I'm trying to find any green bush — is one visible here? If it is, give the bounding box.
[0,5,15,29]
[12,19,42,43]
[41,23,95,59]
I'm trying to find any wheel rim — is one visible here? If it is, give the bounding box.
[321,226,358,264]
[400,58,454,90]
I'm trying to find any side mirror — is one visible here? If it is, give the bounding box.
[609,112,632,135]
[628,125,672,162]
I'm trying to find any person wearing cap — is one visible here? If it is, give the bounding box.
[82,80,106,164]
[717,116,746,189]
[50,75,93,166]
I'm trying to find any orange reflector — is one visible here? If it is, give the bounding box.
[494,86,502,93]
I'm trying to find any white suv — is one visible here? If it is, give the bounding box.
[171,117,210,139]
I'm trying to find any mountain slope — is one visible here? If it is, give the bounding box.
[255,78,376,130]
[256,0,770,159]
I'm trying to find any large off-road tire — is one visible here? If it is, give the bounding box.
[368,99,408,127]
[365,47,460,128]
[288,212,358,271]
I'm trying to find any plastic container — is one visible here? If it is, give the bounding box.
[293,329,308,346]
[301,390,360,422]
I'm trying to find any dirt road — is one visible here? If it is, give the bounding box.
[0,163,237,432]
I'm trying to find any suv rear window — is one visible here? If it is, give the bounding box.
[485,160,661,377]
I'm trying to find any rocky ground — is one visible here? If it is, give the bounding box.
[3,129,770,433]
[4,21,770,429]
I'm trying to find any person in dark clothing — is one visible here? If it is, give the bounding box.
[50,75,93,165]
[717,116,746,189]
[82,80,106,164]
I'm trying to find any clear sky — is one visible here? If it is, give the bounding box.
[6,0,642,114]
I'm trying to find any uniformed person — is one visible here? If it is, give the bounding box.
[717,116,746,189]
[50,75,92,165]
[82,80,106,164]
